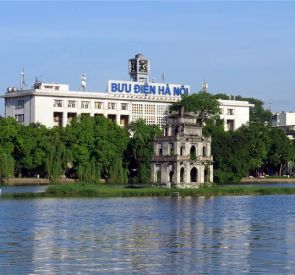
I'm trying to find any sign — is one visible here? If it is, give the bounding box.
[108,80,190,97]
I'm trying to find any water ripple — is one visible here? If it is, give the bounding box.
[1,196,295,273]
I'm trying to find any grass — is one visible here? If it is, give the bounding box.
[3,183,295,199]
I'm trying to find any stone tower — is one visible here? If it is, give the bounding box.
[151,109,213,188]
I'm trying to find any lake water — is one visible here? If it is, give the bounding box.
[1,196,295,274]
[0,185,48,194]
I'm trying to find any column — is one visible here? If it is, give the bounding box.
[62,112,68,127]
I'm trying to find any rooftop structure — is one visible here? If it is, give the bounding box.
[2,54,253,130]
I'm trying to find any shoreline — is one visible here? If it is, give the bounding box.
[3,177,295,186]
[240,177,295,183]
[1,178,77,186]
[2,184,295,199]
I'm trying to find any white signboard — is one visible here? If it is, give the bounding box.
[108,80,190,97]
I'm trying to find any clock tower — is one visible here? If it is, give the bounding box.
[128,53,150,82]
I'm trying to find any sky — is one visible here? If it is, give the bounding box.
[0,1,295,115]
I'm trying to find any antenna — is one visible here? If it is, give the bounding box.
[20,68,26,91]
[268,99,272,112]
[201,81,208,92]
[161,73,165,83]
[80,73,87,91]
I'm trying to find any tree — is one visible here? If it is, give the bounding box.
[62,115,129,183]
[0,152,14,182]
[235,96,272,125]
[170,92,220,124]
[212,124,271,184]
[126,119,162,184]
[14,123,48,177]
[266,127,294,176]
[45,131,68,183]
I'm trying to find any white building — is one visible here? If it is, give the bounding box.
[219,99,253,131]
[272,111,295,127]
[2,54,253,130]
[272,111,295,140]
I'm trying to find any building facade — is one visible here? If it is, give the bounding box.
[2,54,253,130]
[151,109,213,188]
[272,111,295,140]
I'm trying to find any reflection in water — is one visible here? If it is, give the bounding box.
[1,196,295,273]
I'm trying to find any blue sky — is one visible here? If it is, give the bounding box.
[0,1,295,114]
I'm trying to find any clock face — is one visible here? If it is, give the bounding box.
[139,60,148,73]
[130,60,137,73]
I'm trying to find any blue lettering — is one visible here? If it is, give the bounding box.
[149,85,156,95]
[111,83,118,92]
[173,87,181,96]
[158,85,165,95]
[165,85,171,95]
[118,83,124,92]
[143,84,149,94]
[134,84,140,93]
[125,84,131,93]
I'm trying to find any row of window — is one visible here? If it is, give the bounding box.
[220,108,235,115]
[6,99,25,109]
[54,100,128,110]
[157,144,208,157]
[131,104,168,115]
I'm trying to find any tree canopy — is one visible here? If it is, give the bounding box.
[169,92,220,124]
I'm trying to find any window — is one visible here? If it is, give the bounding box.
[54,100,63,107]
[132,104,143,114]
[53,112,63,127]
[68,100,76,108]
[16,100,24,109]
[121,103,128,110]
[15,114,24,123]
[95,102,103,109]
[145,104,155,115]
[190,146,197,160]
[227,119,234,131]
[6,99,14,108]
[108,102,116,110]
[145,116,156,125]
[45,85,54,89]
[81,101,90,109]
[227,108,234,115]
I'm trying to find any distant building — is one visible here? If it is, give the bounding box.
[151,109,213,188]
[272,111,295,139]
[219,99,254,131]
[2,54,253,130]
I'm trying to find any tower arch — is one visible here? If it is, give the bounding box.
[190,167,198,182]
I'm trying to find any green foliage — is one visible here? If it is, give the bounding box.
[267,127,294,176]
[45,132,67,183]
[108,158,128,184]
[126,119,162,184]
[170,92,220,124]
[78,157,101,184]
[0,117,20,155]
[14,123,48,177]
[6,184,295,199]
[0,152,15,181]
[63,115,128,183]
[235,96,272,125]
